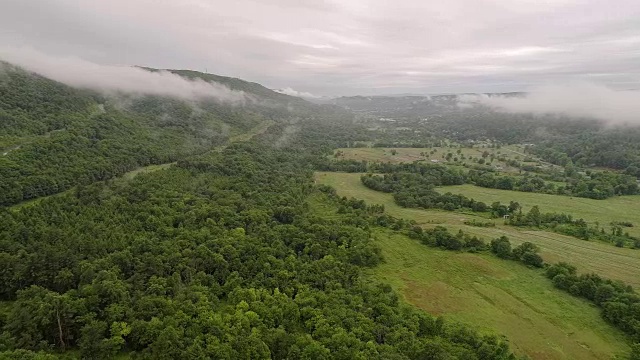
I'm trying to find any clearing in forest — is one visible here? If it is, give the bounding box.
[370,229,629,360]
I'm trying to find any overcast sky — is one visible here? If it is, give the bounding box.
[3,0,640,96]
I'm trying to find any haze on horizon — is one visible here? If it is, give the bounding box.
[2,0,640,98]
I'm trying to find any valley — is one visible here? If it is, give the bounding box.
[2,58,640,360]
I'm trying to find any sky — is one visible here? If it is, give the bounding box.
[3,0,640,96]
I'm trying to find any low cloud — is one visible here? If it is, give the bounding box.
[460,83,640,124]
[0,46,245,103]
[274,87,320,99]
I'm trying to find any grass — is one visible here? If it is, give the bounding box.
[333,146,529,173]
[315,172,640,288]
[370,229,629,360]
[121,163,175,180]
[438,184,640,238]
[308,193,631,360]
[228,120,275,143]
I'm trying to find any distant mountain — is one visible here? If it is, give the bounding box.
[330,92,527,115]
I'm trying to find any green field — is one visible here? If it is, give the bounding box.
[371,230,629,360]
[315,172,640,288]
[308,193,631,360]
[438,184,640,238]
[333,145,538,173]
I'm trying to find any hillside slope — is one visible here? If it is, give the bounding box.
[0,62,337,206]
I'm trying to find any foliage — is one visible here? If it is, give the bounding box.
[0,64,344,206]
[545,262,640,343]
[0,136,517,359]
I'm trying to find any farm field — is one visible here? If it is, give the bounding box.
[308,192,631,360]
[332,145,541,172]
[438,184,640,238]
[370,229,629,360]
[314,171,640,287]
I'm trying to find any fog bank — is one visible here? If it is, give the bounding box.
[0,46,245,102]
[460,83,640,124]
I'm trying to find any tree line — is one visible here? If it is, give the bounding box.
[322,184,640,359]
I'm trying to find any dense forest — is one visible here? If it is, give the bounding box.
[0,64,524,359]
[0,134,518,359]
[0,62,346,206]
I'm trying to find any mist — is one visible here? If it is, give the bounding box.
[0,46,246,103]
[460,83,640,125]
[274,87,319,99]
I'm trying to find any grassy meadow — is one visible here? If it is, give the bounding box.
[314,171,640,287]
[308,192,631,360]
[332,145,546,173]
[438,184,640,237]
[371,230,629,360]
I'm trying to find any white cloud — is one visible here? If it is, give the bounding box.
[274,87,320,99]
[3,0,640,95]
[461,82,640,124]
[0,46,246,102]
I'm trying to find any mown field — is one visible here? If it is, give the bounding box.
[309,192,631,360]
[438,184,640,238]
[314,172,640,288]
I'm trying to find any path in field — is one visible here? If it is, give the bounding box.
[120,120,275,180]
[315,171,640,287]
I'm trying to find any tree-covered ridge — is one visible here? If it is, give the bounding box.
[0,139,518,359]
[0,62,96,138]
[0,63,346,206]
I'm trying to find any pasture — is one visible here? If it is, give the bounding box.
[314,171,640,287]
[370,229,630,360]
[332,145,541,173]
[438,184,640,238]
[308,191,631,360]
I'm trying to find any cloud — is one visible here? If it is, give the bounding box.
[3,0,640,95]
[274,87,320,99]
[0,46,246,102]
[460,82,640,124]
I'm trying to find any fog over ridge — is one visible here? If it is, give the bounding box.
[0,46,246,103]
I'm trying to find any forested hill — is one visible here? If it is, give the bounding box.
[0,118,517,359]
[0,62,346,206]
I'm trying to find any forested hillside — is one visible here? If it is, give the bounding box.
[0,119,518,359]
[0,62,341,206]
